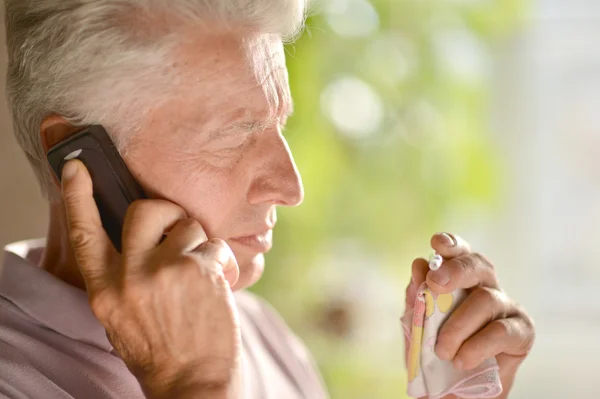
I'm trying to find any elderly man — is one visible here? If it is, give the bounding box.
[0,1,535,398]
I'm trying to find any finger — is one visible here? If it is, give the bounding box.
[121,199,188,258]
[412,258,429,285]
[194,238,239,287]
[452,316,535,371]
[435,287,514,361]
[430,232,471,259]
[406,258,429,308]
[61,159,114,294]
[160,218,209,253]
[426,252,500,294]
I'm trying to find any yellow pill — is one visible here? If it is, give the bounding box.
[436,293,454,313]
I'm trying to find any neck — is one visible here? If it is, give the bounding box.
[39,202,86,291]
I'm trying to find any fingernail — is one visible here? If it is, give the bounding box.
[429,268,450,286]
[61,160,78,181]
[440,233,456,247]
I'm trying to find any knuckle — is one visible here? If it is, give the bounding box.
[180,217,201,229]
[437,324,462,349]
[470,252,500,286]
[124,201,155,231]
[517,310,536,351]
[472,252,495,271]
[523,312,536,332]
[62,178,91,204]
[471,286,497,303]
[449,255,471,273]
[88,291,112,321]
[493,318,514,337]
[524,325,536,352]
[171,218,204,237]
[155,199,187,215]
[62,189,82,208]
[126,199,154,219]
[470,286,506,321]
[69,224,97,250]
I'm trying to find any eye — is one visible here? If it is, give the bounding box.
[220,135,249,151]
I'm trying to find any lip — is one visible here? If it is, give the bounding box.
[229,229,273,253]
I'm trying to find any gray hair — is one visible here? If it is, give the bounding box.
[4,0,308,202]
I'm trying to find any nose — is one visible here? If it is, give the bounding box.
[246,129,304,207]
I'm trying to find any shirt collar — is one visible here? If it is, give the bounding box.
[0,238,113,352]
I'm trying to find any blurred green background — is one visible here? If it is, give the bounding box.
[250,0,527,398]
[4,0,600,397]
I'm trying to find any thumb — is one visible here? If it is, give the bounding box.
[61,159,115,295]
[431,232,471,259]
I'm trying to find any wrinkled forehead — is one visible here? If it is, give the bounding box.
[169,31,291,124]
[242,34,288,87]
[242,34,291,115]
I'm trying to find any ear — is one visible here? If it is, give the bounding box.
[40,115,81,153]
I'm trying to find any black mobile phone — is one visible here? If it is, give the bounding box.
[47,125,147,253]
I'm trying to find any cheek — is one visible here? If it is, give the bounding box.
[128,149,248,236]
[174,166,240,221]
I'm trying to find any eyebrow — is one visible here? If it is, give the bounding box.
[228,101,294,133]
[202,89,295,142]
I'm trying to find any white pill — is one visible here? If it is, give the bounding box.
[428,253,443,271]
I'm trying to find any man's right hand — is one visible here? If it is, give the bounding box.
[60,159,242,399]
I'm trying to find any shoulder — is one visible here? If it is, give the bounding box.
[0,298,60,396]
[0,325,69,398]
[234,290,329,397]
[0,297,144,399]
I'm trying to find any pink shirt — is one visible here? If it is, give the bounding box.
[0,239,328,399]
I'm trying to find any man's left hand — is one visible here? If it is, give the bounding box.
[405,232,536,399]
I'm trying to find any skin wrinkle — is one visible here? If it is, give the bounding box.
[24,14,532,395]
[243,34,290,124]
[119,31,300,290]
[39,29,301,292]
[155,39,290,162]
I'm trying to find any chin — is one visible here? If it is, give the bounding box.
[231,253,265,291]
